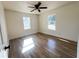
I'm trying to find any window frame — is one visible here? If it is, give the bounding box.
[23,16,31,30]
[48,14,56,30]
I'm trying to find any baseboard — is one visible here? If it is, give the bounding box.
[10,32,38,40]
[10,32,77,45]
[37,32,77,45]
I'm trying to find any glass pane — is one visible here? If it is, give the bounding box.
[23,17,31,30]
[48,15,56,30]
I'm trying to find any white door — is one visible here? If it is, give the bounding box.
[0,25,8,58]
[77,36,79,58]
[0,2,9,58]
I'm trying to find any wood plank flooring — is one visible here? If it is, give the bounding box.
[9,33,77,58]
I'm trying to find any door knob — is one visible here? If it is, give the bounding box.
[4,45,10,50]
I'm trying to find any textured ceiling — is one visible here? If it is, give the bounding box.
[2,1,72,14]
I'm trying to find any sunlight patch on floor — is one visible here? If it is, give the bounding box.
[22,37,35,53]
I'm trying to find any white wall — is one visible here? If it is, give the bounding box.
[5,10,38,39]
[39,2,79,42]
[77,12,79,58]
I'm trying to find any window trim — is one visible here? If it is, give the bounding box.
[48,15,56,31]
[23,16,31,30]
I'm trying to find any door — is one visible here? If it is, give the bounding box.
[0,2,9,58]
[77,36,79,58]
[0,24,7,58]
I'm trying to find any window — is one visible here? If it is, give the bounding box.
[23,16,31,30]
[48,15,56,30]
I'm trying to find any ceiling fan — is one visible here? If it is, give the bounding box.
[28,2,47,12]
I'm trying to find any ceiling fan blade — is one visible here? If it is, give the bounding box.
[31,9,36,12]
[37,2,41,7]
[39,7,47,9]
[35,2,41,8]
[38,9,41,12]
[28,6,35,8]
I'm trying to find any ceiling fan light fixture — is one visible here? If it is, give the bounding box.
[28,2,47,12]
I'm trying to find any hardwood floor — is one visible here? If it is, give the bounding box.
[9,33,77,58]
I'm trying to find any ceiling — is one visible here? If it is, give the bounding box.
[2,1,72,14]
